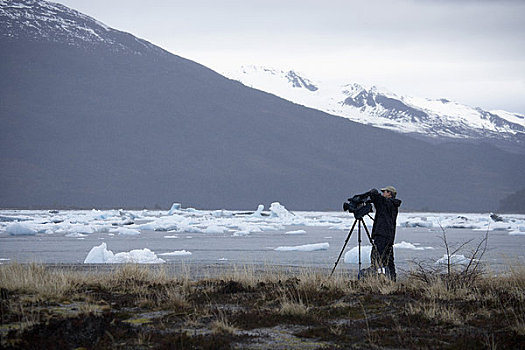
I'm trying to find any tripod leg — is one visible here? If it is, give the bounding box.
[361,220,373,245]
[358,221,362,272]
[329,219,357,277]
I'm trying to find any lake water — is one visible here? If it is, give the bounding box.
[1,207,524,276]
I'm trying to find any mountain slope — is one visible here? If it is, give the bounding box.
[1,0,525,212]
[224,66,525,151]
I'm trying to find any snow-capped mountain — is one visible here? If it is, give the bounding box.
[0,0,167,56]
[224,65,525,143]
[2,0,525,212]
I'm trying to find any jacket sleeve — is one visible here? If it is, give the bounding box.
[367,188,383,205]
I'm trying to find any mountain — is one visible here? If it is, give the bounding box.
[1,0,525,212]
[224,66,525,153]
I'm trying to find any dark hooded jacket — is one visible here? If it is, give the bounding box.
[367,188,402,242]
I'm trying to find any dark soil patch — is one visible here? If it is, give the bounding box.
[4,313,136,350]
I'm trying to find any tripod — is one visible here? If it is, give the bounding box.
[330,214,374,277]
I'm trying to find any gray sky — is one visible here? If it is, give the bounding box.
[56,0,525,114]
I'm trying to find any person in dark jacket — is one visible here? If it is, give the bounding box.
[366,186,402,281]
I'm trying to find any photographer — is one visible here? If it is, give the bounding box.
[366,186,402,281]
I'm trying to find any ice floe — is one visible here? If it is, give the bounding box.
[158,250,192,256]
[274,242,329,251]
[6,223,36,235]
[435,254,473,265]
[344,241,435,264]
[393,241,434,250]
[344,245,372,264]
[285,230,306,235]
[110,227,141,236]
[65,232,87,238]
[2,205,525,242]
[84,243,165,264]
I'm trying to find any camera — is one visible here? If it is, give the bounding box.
[343,194,373,219]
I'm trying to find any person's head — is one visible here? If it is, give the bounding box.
[381,186,397,198]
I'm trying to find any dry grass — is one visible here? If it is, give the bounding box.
[406,301,463,326]
[211,318,237,335]
[0,263,83,300]
[1,262,525,349]
[279,299,308,316]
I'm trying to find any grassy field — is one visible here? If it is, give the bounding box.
[1,262,524,349]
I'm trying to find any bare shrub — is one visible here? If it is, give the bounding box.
[409,226,489,293]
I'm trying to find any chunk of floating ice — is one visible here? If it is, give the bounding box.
[285,230,306,235]
[344,245,372,264]
[110,227,141,235]
[270,202,293,218]
[6,223,36,235]
[204,225,227,234]
[250,204,265,217]
[65,232,87,238]
[509,226,525,235]
[274,242,329,251]
[393,241,434,250]
[168,203,182,215]
[435,254,473,265]
[84,243,165,264]
[212,210,233,218]
[158,250,192,256]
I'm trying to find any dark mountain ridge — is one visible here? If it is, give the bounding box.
[1,0,524,212]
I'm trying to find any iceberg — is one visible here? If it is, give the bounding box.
[6,223,36,235]
[269,202,293,218]
[435,254,473,265]
[344,245,372,264]
[250,204,265,217]
[84,243,165,264]
[168,203,182,215]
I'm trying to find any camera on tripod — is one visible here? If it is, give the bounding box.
[330,192,375,278]
[343,194,373,219]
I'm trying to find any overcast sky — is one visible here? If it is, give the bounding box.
[56,0,525,114]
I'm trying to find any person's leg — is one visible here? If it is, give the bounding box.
[372,238,388,273]
[386,244,396,281]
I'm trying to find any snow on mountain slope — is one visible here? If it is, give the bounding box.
[0,0,166,55]
[224,65,525,141]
